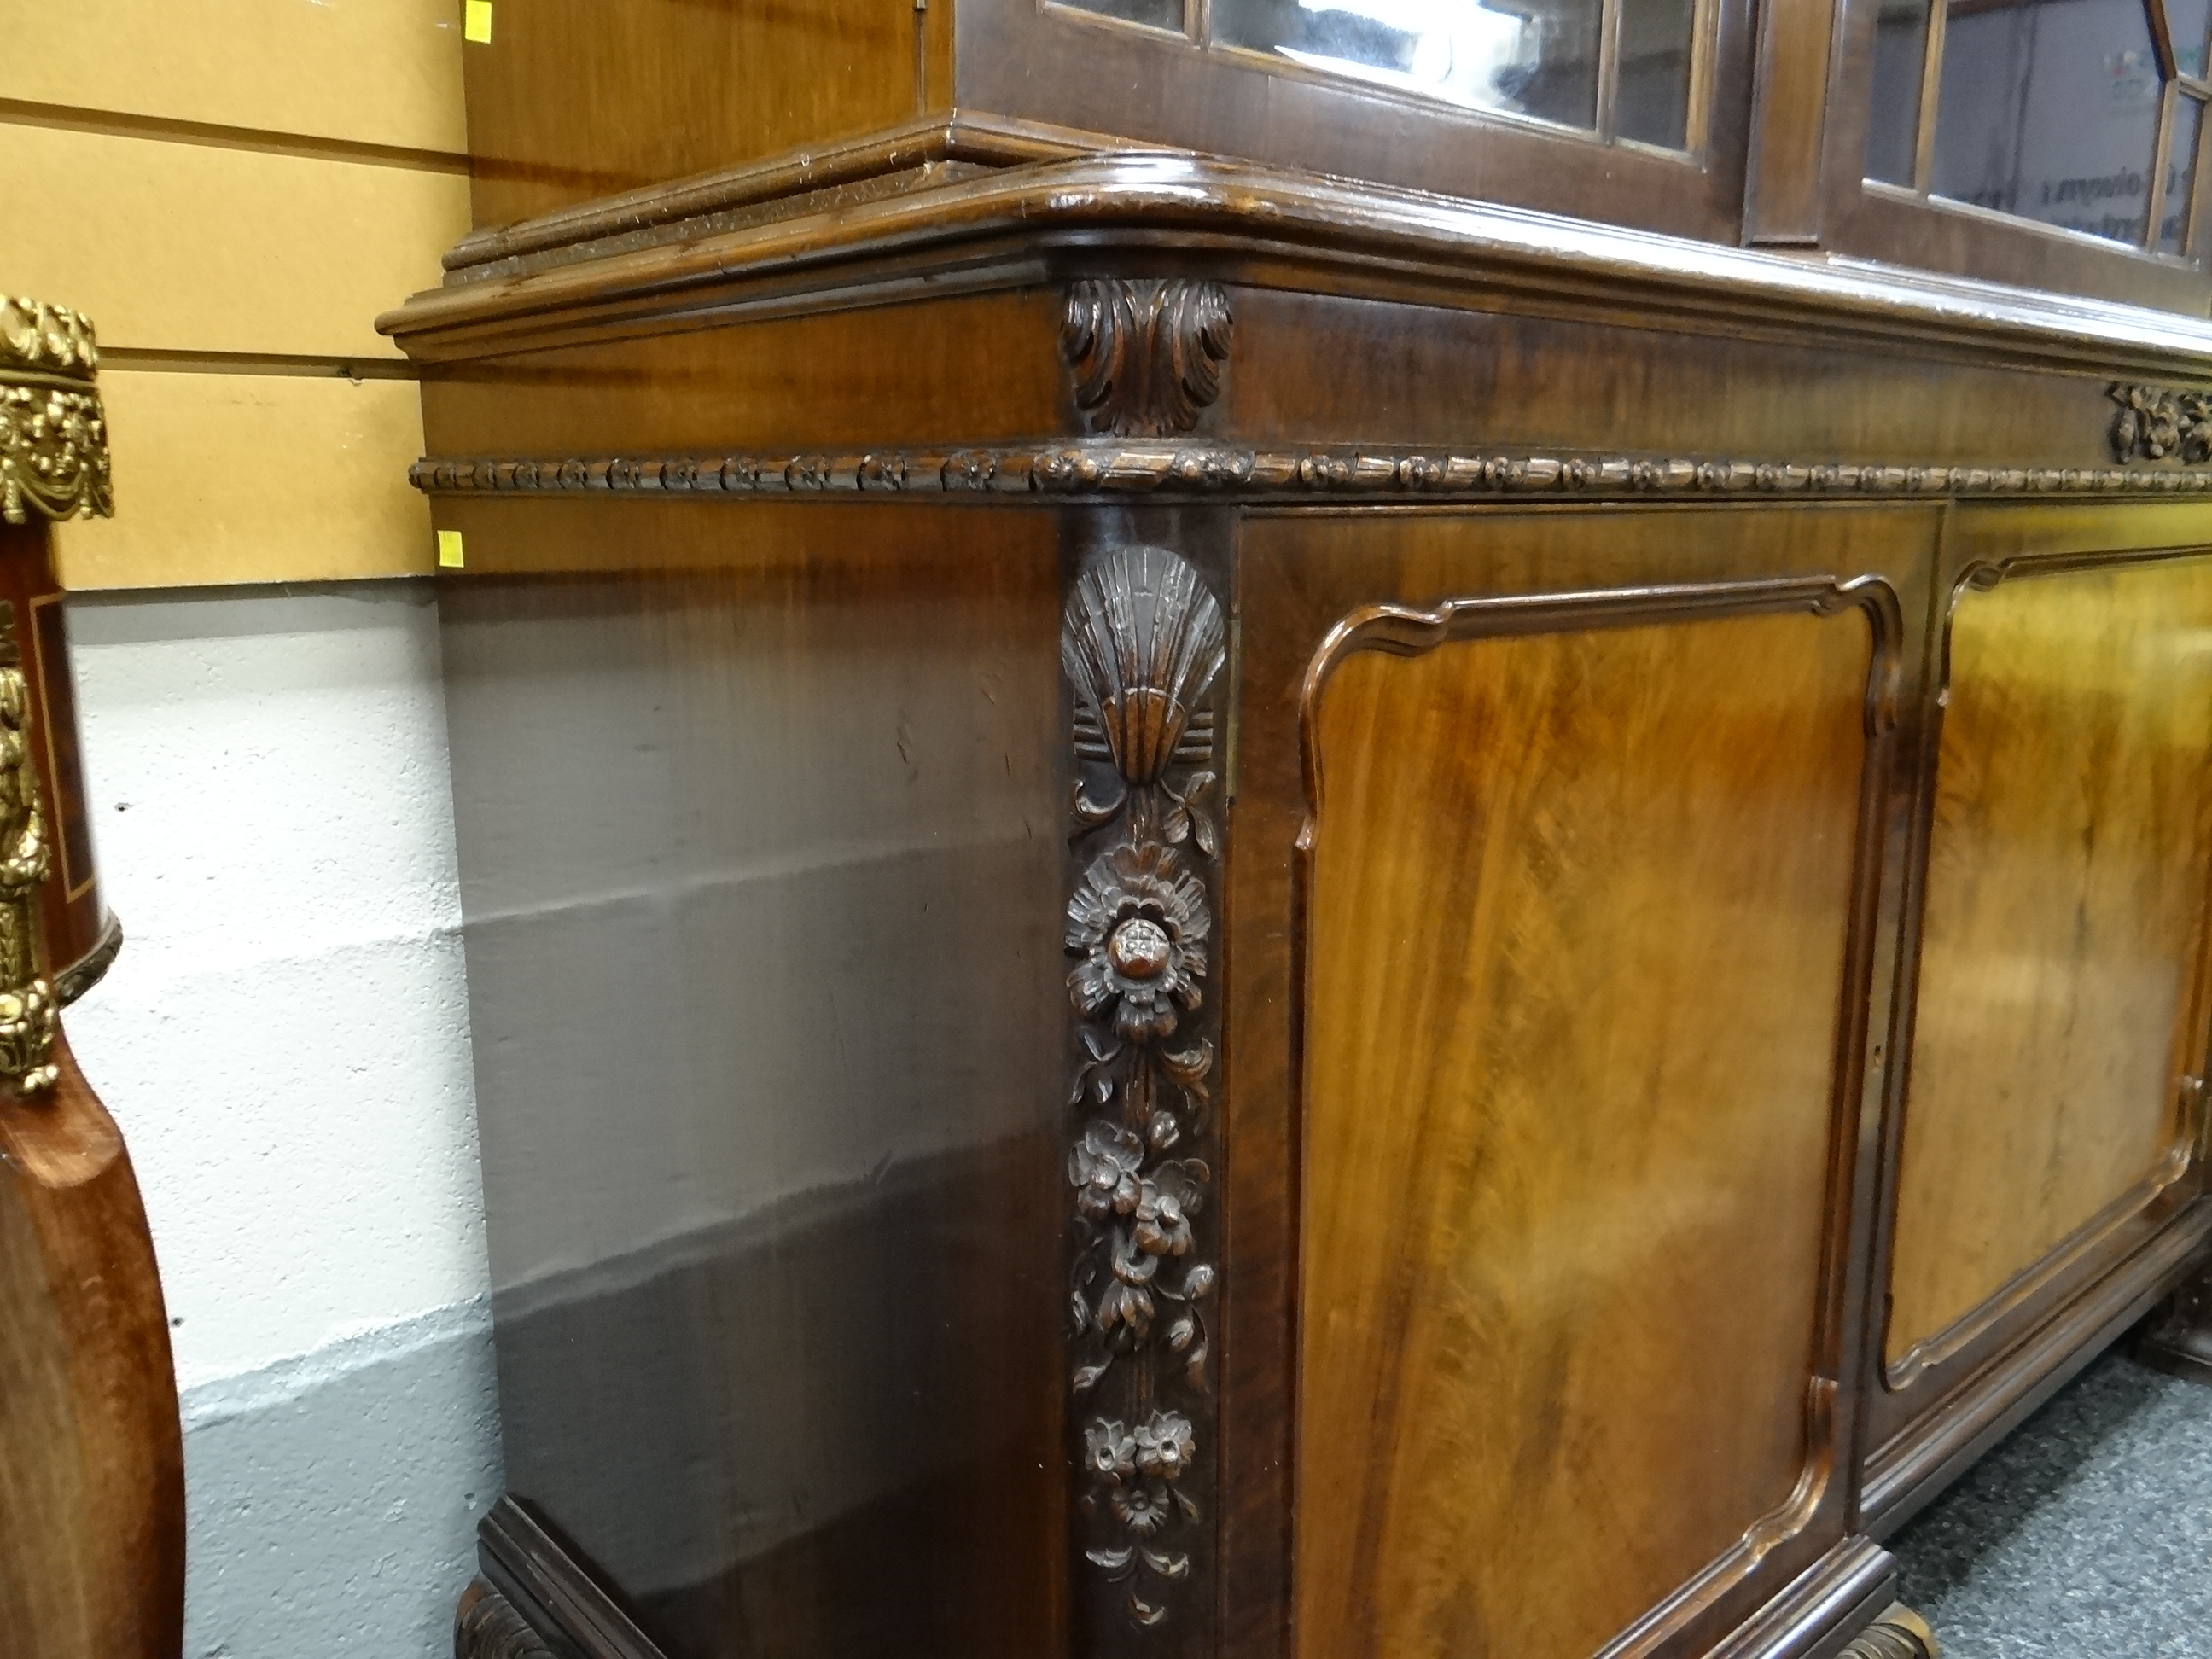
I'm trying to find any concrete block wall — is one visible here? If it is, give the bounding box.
[63,580,496,1657]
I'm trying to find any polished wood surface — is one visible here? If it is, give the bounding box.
[462,0,938,231]
[0,1034,184,1659]
[1884,553,2212,1371]
[1296,608,1872,1659]
[437,503,1068,1657]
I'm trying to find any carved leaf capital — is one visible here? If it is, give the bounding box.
[1063,280,1235,439]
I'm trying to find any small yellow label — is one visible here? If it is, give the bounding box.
[463,0,493,44]
[438,530,466,568]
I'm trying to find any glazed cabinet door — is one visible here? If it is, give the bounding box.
[1216,504,1933,1659]
[1864,502,2212,1525]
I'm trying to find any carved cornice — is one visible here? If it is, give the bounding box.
[1064,546,1224,1635]
[412,442,2212,506]
[381,154,2212,381]
[0,297,111,525]
[1062,280,1233,437]
[2110,382,2212,463]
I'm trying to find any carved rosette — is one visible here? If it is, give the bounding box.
[0,297,111,525]
[1063,280,1234,439]
[2110,381,2212,463]
[1063,545,1225,1636]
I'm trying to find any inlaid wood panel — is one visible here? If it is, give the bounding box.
[1296,604,1877,1659]
[1884,553,2212,1372]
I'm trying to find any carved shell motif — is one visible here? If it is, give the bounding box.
[1062,547,1226,785]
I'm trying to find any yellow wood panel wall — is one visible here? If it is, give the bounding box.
[0,1,469,154]
[12,0,470,588]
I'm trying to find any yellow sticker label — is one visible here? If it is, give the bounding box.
[438,530,466,568]
[463,0,492,44]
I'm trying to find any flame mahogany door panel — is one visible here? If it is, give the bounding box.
[1221,503,1933,1659]
[1863,504,2212,1522]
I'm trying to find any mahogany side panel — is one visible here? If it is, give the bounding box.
[461,0,930,231]
[436,499,1071,1659]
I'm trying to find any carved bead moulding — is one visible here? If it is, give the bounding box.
[0,297,110,525]
[1063,544,1225,1637]
[2110,382,2212,463]
[1062,280,1234,439]
[414,443,2212,505]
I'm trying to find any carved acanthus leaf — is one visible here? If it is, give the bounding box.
[1062,280,1234,438]
[2111,381,2212,463]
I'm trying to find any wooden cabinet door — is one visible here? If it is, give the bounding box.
[1217,503,1932,1659]
[1864,502,2212,1522]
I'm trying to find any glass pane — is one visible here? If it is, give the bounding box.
[1212,0,1604,130]
[1617,0,1697,148]
[1866,0,1933,184]
[1055,0,1188,30]
[2161,95,2205,250]
[2169,0,2209,77]
[1930,0,2163,246]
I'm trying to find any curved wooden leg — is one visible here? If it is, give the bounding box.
[0,1030,185,1659]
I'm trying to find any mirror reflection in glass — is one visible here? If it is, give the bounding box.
[1617,0,1698,148]
[2170,0,2209,75]
[1930,0,2163,245]
[1056,0,1190,31]
[1865,0,1934,184]
[2161,96,2206,251]
[1212,0,1605,131]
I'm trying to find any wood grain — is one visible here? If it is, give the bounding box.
[50,371,434,590]
[461,0,925,231]
[1296,605,1875,1659]
[0,1032,185,1659]
[1884,553,2212,1368]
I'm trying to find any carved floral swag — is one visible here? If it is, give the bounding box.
[1062,544,1225,1630]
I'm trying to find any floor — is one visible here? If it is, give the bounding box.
[1889,1344,2212,1656]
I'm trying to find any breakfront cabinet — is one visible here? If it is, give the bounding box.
[385,3,2212,1656]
